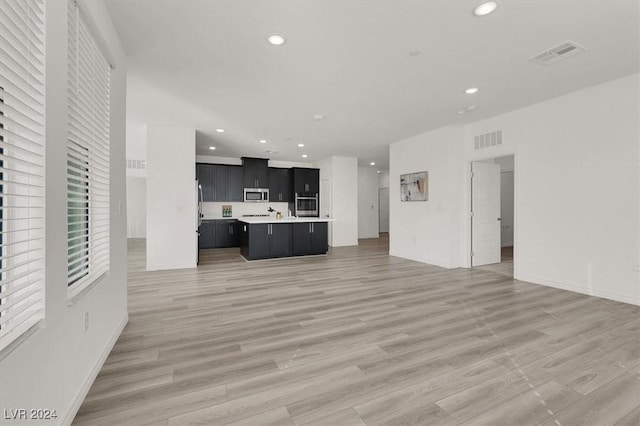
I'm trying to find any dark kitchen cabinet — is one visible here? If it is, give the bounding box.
[212,165,227,201]
[242,223,291,260]
[268,168,291,202]
[291,168,320,195]
[243,223,269,259]
[269,223,291,257]
[227,165,244,201]
[198,221,215,249]
[196,164,214,201]
[292,221,328,255]
[199,220,241,249]
[196,163,244,202]
[215,220,241,248]
[242,157,269,189]
[291,223,311,255]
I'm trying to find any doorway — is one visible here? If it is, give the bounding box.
[471,155,514,277]
[378,187,389,233]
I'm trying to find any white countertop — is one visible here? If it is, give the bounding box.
[201,216,241,220]
[238,217,334,224]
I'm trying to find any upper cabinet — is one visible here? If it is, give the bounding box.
[197,161,317,202]
[268,168,291,202]
[196,163,243,202]
[242,157,269,189]
[197,163,214,201]
[226,166,243,201]
[291,167,320,195]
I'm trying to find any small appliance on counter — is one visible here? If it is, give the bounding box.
[222,205,232,217]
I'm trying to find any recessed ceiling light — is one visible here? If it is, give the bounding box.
[267,34,286,46]
[370,162,376,166]
[459,105,478,114]
[465,87,479,94]
[313,114,325,121]
[302,154,308,158]
[473,1,498,17]
[297,143,305,147]
[377,170,381,174]
[259,139,267,144]
[209,146,216,150]
[216,128,224,133]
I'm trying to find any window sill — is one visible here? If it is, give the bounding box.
[0,320,44,362]
[67,272,107,306]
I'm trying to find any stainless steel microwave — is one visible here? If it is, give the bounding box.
[244,188,269,202]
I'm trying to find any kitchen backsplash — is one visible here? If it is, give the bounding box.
[202,202,291,219]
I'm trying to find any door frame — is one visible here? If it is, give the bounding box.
[464,153,518,275]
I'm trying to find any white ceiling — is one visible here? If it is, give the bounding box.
[105,0,639,168]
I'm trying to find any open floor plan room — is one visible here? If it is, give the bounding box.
[1,1,638,424]
[73,238,640,425]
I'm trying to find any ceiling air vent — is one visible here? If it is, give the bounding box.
[529,41,586,65]
[474,130,502,150]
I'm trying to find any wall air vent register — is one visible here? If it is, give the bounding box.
[474,130,503,150]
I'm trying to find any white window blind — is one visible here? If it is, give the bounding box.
[0,0,46,352]
[67,0,110,295]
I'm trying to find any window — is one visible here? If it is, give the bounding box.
[67,0,111,297]
[0,0,46,352]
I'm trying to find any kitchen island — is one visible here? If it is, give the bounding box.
[239,217,332,260]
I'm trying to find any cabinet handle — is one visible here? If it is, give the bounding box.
[312,223,314,233]
[305,183,309,192]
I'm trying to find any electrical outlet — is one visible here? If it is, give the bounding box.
[84,312,89,331]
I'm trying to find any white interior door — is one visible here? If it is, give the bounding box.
[471,162,501,266]
[378,187,389,233]
[500,171,514,247]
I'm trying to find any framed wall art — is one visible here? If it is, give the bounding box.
[400,171,428,201]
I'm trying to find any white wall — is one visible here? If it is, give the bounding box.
[378,170,390,234]
[389,126,465,268]
[126,122,147,171]
[378,170,390,188]
[315,157,333,246]
[358,167,380,239]
[146,126,197,270]
[0,1,129,424]
[126,176,147,238]
[315,156,359,247]
[464,73,639,305]
[390,73,640,305]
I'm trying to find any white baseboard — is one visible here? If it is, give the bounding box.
[516,273,640,306]
[62,314,129,426]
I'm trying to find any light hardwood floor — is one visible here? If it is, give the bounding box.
[74,236,640,425]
